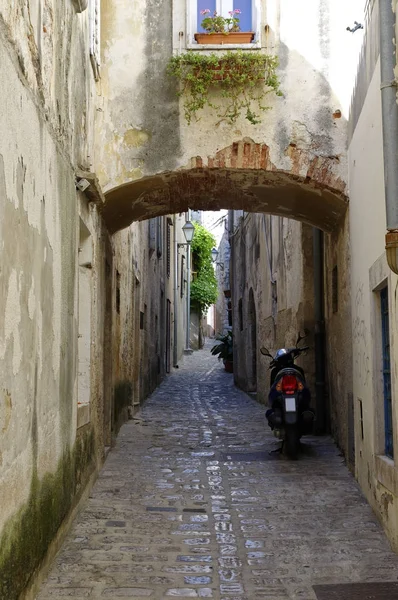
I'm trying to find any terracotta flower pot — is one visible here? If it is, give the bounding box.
[223,359,234,373]
[194,32,255,45]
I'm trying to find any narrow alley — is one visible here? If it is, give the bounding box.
[36,344,398,600]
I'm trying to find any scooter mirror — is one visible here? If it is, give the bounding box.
[260,347,273,357]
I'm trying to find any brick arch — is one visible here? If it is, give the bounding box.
[102,139,347,234]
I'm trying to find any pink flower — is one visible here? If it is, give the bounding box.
[200,8,210,14]
[233,8,241,13]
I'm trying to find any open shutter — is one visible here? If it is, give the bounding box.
[89,0,100,80]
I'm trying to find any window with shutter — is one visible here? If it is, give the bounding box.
[89,0,100,80]
[185,0,260,48]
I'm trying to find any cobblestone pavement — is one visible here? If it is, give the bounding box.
[36,343,398,600]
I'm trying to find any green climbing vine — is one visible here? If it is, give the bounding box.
[190,222,218,315]
[167,50,282,125]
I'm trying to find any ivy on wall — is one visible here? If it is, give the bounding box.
[190,222,218,315]
[167,50,282,125]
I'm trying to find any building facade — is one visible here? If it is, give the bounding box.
[0,3,190,596]
[348,0,398,551]
[4,0,398,596]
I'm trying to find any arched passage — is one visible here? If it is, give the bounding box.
[101,139,347,234]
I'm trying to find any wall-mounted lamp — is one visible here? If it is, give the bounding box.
[178,220,195,249]
[178,218,195,354]
[211,247,224,270]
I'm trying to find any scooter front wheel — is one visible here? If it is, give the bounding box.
[284,426,300,459]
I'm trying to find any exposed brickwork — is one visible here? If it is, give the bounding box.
[102,139,348,234]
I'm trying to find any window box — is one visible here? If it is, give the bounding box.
[194,31,255,44]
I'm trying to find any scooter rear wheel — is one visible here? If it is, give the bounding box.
[284,426,300,459]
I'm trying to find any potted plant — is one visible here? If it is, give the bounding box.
[167,50,282,125]
[210,330,234,372]
[195,9,255,44]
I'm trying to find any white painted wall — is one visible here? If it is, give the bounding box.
[349,57,398,549]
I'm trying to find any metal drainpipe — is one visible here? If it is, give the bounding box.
[380,0,398,272]
[313,228,326,434]
[185,209,192,353]
[173,214,178,367]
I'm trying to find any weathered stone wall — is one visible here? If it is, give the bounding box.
[97,0,358,232]
[231,214,316,404]
[231,211,353,453]
[111,213,189,431]
[324,212,353,466]
[0,2,104,597]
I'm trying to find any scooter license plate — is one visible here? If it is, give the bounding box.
[285,397,296,412]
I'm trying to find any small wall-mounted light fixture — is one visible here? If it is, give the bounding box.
[178,220,195,249]
[211,247,224,270]
[76,178,91,193]
[346,21,363,33]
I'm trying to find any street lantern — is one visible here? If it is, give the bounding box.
[211,247,219,263]
[182,220,195,244]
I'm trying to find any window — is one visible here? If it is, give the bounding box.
[227,301,232,327]
[186,0,260,47]
[116,271,121,314]
[239,298,243,331]
[156,217,163,258]
[77,219,92,426]
[148,218,156,256]
[380,287,393,459]
[166,220,172,278]
[358,398,364,441]
[89,0,100,80]
[332,266,338,313]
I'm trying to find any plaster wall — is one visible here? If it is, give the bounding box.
[231,214,315,404]
[111,213,188,429]
[324,211,353,465]
[0,2,105,596]
[349,57,398,550]
[230,211,352,456]
[96,0,362,205]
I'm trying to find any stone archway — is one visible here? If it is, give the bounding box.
[101,139,347,234]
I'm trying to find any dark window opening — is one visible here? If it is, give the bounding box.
[227,301,232,327]
[358,398,364,441]
[156,217,163,258]
[239,298,243,332]
[140,311,145,330]
[332,265,338,313]
[381,287,393,458]
[116,271,121,314]
[166,221,171,278]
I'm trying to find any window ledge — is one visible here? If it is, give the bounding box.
[186,42,261,50]
[375,454,398,495]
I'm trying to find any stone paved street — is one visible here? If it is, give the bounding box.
[36,344,398,600]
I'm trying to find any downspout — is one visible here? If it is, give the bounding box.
[313,228,326,434]
[185,209,193,353]
[380,0,398,273]
[173,214,179,367]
